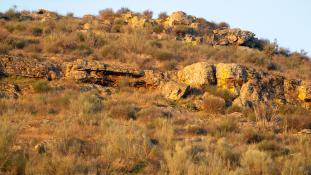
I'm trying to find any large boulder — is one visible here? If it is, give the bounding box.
[177,62,216,88]
[216,63,248,97]
[0,55,61,80]
[161,81,190,100]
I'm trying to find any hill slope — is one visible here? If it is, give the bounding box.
[0,8,311,175]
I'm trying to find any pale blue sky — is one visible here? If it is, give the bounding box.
[1,0,311,56]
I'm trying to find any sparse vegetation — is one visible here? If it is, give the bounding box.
[0,7,311,175]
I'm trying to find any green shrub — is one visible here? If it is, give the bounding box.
[15,40,26,49]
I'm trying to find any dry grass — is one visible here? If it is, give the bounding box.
[0,85,311,174]
[1,8,311,175]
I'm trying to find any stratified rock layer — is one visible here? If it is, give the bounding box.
[0,55,61,80]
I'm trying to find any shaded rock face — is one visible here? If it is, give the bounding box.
[0,83,20,99]
[0,55,61,80]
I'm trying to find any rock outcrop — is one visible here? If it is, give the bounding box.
[19,9,59,22]
[64,59,145,86]
[211,29,256,46]
[0,55,61,80]
[164,11,195,27]
[0,55,310,110]
[0,83,20,99]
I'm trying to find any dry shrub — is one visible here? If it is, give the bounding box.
[143,10,153,20]
[202,95,225,114]
[215,118,238,135]
[32,80,51,93]
[241,148,277,175]
[107,101,139,120]
[242,128,265,144]
[254,103,275,122]
[0,43,11,55]
[0,28,9,40]
[99,119,150,173]
[70,92,103,116]
[0,117,25,174]
[282,114,311,131]
[278,104,311,131]
[99,8,115,20]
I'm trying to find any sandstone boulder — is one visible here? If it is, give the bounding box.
[0,55,61,80]
[177,62,216,88]
[161,81,190,100]
[216,63,248,97]
[65,59,145,86]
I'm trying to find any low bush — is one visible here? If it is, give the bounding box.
[32,80,51,93]
[32,27,43,36]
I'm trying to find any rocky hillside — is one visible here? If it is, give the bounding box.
[0,8,311,175]
[1,55,310,110]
